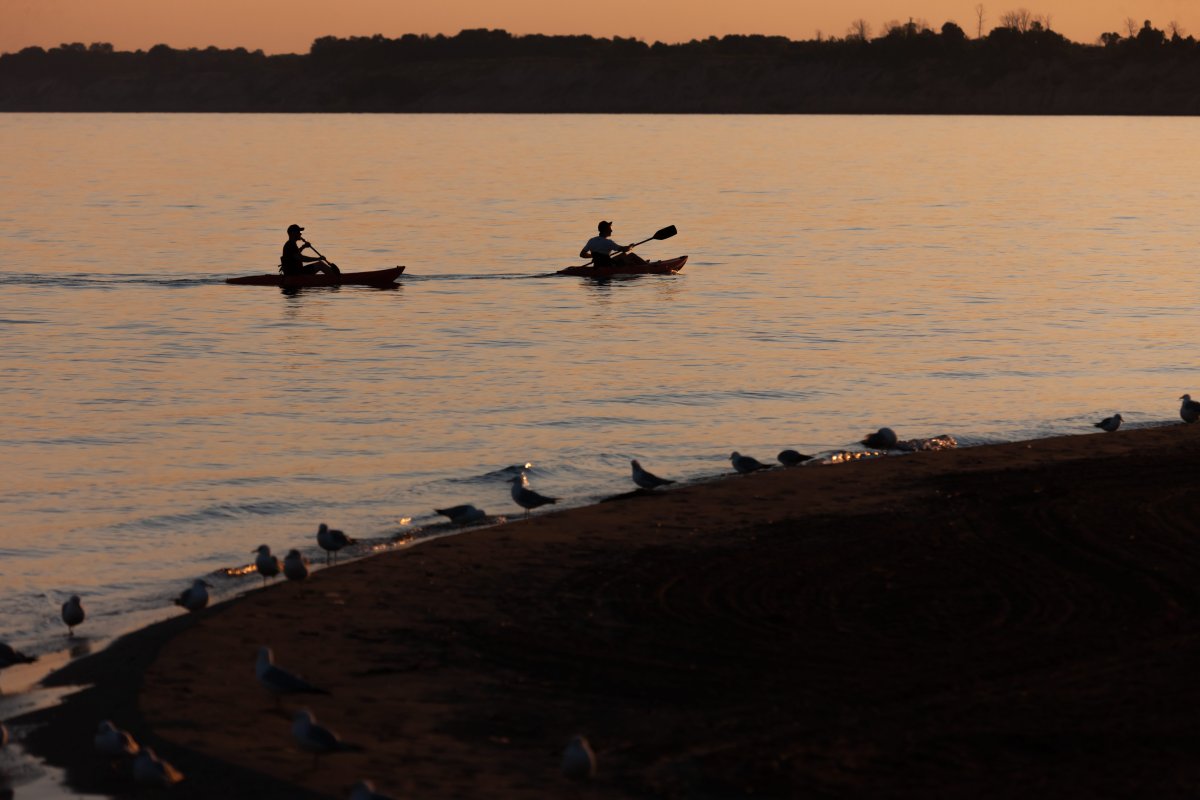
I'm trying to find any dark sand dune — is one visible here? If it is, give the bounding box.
[18,425,1200,798]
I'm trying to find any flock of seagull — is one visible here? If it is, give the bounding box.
[3,392,1200,793]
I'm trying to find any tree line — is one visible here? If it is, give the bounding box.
[3,17,1200,113]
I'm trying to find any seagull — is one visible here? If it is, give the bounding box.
[861,427,898,450]
[561,735,596,781]
[1094,413,1123,432]
[350,779,398,800]
[283,549,310,582]
[434,504,487,524]
[0,642,36,669]
[509,473,558,514]
[173,579,212,612]
[291,708,363,764]
[317,523,355,565]
[132,747,184,787]
[729,451,770,474]
[631,459,675,490]
[1180,394,1200,424]
[777,449,813,466]
[256,646,330,700]
[61,595,85,636]
[254,545,282,586]
[94,720,139,758]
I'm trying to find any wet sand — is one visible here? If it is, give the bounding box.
[15,425,1200,798]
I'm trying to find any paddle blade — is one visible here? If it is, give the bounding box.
[653,225,678,240]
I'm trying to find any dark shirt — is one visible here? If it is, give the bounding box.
[281,240,304,274]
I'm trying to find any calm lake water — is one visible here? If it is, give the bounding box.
[2,113,1199,655]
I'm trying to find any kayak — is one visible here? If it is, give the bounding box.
[556,256,687,278]
[225,266,405,287]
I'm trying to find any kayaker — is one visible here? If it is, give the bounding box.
[281,224,339,275]
[579,221,647,267]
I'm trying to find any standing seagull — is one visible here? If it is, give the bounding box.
[94,720,140,758]
[509,473,558,515]
[61,595,85,636]
[434,504,487,524]
[291,708,364,764]
[631,459,675,490]
[1094,413,1123,432]
[0,642,36,670]
[283,549,310,583]
[729,451,770,474]
[132,747,184,787]
[256,646,330,700]
[173,579,212,613]
[351,779,398,800]
[861,427,899,450]
[316,523,355,565]
[1180,394,1200,424]
[561,735,597,781]
[254,545,282,586]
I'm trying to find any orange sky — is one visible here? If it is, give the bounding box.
[1,0,1195,54]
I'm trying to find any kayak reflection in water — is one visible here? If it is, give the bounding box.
[281,223,340,275]
[579,220,647,267]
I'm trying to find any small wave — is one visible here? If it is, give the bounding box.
[535,416,657,428]
[448,462,535,483]
[130,500,306,530]
[614,388,807,406]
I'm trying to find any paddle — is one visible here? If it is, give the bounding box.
[300,239,340,273]
[577,225,677,268]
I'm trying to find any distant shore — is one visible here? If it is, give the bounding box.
[15,423,1200,798]
[7,26,1200,114]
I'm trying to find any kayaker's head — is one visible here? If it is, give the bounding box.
[598,220,613,236]
[286,223,304,240]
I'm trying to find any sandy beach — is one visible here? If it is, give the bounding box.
[14,424,1200,798]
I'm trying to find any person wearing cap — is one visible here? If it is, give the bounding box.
[281,224,338,276]
[579,221,647,267]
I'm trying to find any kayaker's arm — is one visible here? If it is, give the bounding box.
[297,244,325,263]
[580,243,632,258]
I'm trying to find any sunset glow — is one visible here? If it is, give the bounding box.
[3,0,1195,54]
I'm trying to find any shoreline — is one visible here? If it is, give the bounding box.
[12,424,1200,798]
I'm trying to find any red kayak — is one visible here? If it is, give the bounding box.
[226,266,405,287]
[556,256,687,278]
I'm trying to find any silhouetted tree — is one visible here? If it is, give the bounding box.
[941,21,967,43]
[1136,20,1165,47]
[999,9,1033,33]
[846,19,871,41]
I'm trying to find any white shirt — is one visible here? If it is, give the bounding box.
[582,235,625,256]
